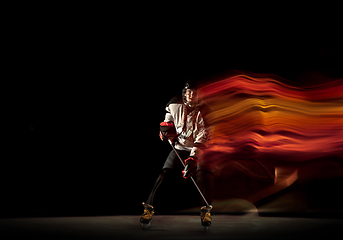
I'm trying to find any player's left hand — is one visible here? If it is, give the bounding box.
[182,157,198,179]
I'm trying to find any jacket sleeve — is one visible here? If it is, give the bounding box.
[189,112,209,159]
[164,96,182,123]
[164,108,174,123]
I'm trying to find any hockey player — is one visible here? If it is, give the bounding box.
[140,81,214,229]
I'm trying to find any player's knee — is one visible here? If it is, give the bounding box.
[196,170,214,182]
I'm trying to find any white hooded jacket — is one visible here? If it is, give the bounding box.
[164,96,209,159]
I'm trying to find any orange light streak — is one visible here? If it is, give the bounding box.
[199,74,343,163]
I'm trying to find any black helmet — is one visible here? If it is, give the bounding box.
[182,80,200,108]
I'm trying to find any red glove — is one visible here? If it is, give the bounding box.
[182,157,198,179]
[159,122,177,142]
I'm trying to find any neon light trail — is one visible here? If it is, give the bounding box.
[198,74,343,176]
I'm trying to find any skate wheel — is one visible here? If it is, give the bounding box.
[204,226,209,232]
[142,222,151,230]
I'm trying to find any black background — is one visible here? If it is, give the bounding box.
[4,5,343,216]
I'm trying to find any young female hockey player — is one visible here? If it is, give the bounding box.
[140,81,214,229]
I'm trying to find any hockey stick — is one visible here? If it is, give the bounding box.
[168,139,211,207]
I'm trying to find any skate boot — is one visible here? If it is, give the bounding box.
[200,205,213,231]
[140,202,154,229]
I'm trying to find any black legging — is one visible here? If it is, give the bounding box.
[146,149,214,207]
